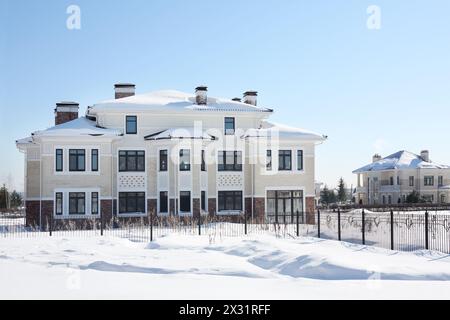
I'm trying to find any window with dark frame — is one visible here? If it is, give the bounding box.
[126,116,137,134]
[119,150,145,172]
[55,192,63,215]
[218,191,242,211]
[224,117,235,135]
[266,150,272,171]
[119,192,146,214]
[409,176,415,186]
[179,149,190,171]
[438,176,444,187]
[201,150,206,172]
[424,176,434,186]
[201,191,206,212]
[159,150,168,171]
[69,149,85,172]
[179,191,191,212]
[218,151,242,171]
[91,149,99,172]
[159,191,168,213]
[56,149,63,172]
[91,192,99,215]
[390,177,394,186]
[69,192,86,215]
[297,150,303,171]
[278,150,292,171]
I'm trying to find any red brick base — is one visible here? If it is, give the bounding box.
[208,198,216,217]
[305,196,315,225]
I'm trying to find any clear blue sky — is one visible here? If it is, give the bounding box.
[1,0,450,191]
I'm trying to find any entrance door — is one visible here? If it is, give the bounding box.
[267,190,304,223]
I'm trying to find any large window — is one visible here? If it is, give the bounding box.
[278,150,292,171]
[69,149,85,172]
[69,192,86,215]
[297,150,303,171]
[126,115,137,134]
[266,150,272,171]
[55,192,63,215]
[179,149,190,171]
[159,150,168,172]
[409,176,415,187]
[224,117,235,135]
[119,150,145,172]
[438,176,444,187]
[91,149,99,172]
[91,192,99,215]
[56,149,63,172]
[159,191,168,213]
[218,191,242,211]
[424,176,434,186]
[266,190,303,224]
[180,191,191,212]
[218,151,242,171]
[119,192,145,214]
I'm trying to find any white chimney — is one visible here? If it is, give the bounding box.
[372,154,382,163]
[243,91,257,106]
[195,86,208,105]
[421,150,430,162]
[114,83,135,99]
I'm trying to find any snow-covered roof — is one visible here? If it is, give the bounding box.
[243,121,326,142]
[32,117,122,138]
[144,128,215,141]
[91,90,273,114]
[353,150,450,173]
[16,136,34,145]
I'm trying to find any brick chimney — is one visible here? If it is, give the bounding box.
[421,150,430,162]
[54,102,79,125]
[195,86,208,105]
[114,83,135,99]
[243,91,257,106]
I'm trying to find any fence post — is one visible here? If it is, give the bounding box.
[337,208,341,241]
[425,210,429,250]
[361,209,365,245]
[198,214,201,236]
[49,212,52,237]
[244,212,248,235]
[150,211,153,242]
[100,206,104,236]
[390,210,394,250]
[296,210,299,237]
[317,209,321,238]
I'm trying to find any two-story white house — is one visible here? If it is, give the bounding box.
[16,84,326,228]
[353,150,450,205]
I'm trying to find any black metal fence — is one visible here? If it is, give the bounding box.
[1,207,450,254]
[0,210,317,242]
[318,208,450,254]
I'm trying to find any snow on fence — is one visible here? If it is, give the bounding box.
[1,208,449,254]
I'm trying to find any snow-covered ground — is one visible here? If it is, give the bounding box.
[1,234,450,299]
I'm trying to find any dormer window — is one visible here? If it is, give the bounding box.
[224,117,235,135]
[126,115,137,134]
